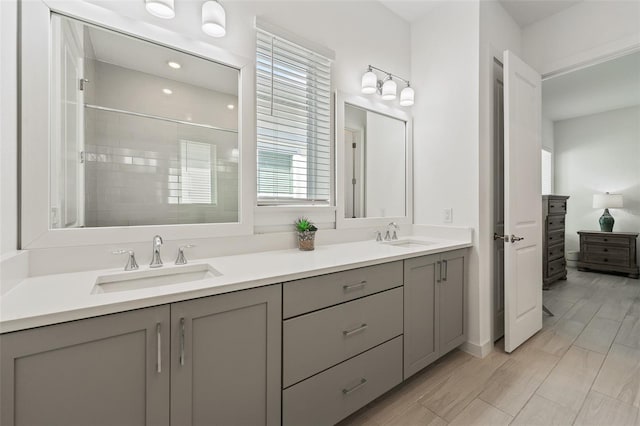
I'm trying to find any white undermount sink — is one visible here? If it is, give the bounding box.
[92,263,222,294]
[382,239,435,249]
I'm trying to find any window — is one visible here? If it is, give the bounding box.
[256,29,332,205]
[541,149,553,195]
[179,140,217,204]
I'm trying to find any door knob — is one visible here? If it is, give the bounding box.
[510,235,524,242]
[493,233,509,242]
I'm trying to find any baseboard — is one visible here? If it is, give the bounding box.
[459,339,493,358]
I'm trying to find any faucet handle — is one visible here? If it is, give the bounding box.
[112,249,139,271]
[374,231,382,242]
[175,244,195,265]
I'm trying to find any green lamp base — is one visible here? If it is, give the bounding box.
[599,208,615,232]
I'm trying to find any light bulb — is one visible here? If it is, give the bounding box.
[400,86,415,106]
[145,0,175,19]
[361,70,377,95]
[381,78,397,100]
[202,1,226,38]
[167,61,181,69]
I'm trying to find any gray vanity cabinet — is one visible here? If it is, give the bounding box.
[0,305,171,426]
[403,249,467,379]
[170,284,282,426]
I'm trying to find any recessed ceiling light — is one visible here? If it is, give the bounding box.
[162,88,173,95]
[145,0,175,19]
[227,104,235,110]
[167,61,181,69]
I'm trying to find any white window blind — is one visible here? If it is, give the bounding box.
[180,140,217,204]
[256,29,332,205]
[541,149,553,195]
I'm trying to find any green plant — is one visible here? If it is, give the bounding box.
[294,217,317,232]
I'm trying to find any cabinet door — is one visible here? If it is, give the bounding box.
[0,306,170,426]
[439,249,467,355]
[403,254,440,379]
[171,285,282,426]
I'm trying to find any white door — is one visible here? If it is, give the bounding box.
[503,50,543,353]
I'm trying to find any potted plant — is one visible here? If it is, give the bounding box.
[294,217,317,251]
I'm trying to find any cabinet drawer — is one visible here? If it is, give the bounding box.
[283,287,403,388]
[548,200,567,215]
[283,261,403,318]
[283,336,403,426]
[583,234,631,246]
[547,216,565,231]
[584,253,629,267]
[584,244,630,257]
[547,257,566,276]
[547,244,565,262]
[547,229,564,245]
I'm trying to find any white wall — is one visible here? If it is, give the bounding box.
[523,1,640,75]
[555,106,640,263]
[0,0,18,257]
[412,0,483,354]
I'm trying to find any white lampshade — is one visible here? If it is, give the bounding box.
[361,71,377,94]
[400,86,414,106]
[145,0,175,19]
[381,78,397,100]
[202,1,226,38]
[593,193,623,209]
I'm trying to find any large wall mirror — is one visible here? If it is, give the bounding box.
[336,92,412,228]
[50,14,239,229]
[21,1,253,248]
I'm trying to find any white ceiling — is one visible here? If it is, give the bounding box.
[378,0,442,23]
[498,0,582,27]
[85,23,238,95]
[542,52,640,122]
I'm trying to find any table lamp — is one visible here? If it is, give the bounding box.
[593,192,623,232]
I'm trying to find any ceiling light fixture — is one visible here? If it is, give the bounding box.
[167,61,181,69]
[145,0,175,19]
[361,65,414,106]
[162,88,173,95]
[202,0,226,38]
[227,104,235,110]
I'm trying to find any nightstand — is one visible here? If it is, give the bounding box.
[577,231,639,279]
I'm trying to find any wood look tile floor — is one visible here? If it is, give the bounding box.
[339,268,640,426]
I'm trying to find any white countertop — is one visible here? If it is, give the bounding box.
[0,237,471,333]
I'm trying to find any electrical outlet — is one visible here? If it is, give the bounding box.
[443,208,453,223]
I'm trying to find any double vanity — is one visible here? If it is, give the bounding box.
[0,237,470,426]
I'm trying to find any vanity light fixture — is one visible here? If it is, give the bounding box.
[167,61,181,69]
[145,0,175,19]
[361,65,414,106]
[202,0,226,38]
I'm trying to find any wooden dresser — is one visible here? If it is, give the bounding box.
[543,195,570,288]
[577,231,639,279]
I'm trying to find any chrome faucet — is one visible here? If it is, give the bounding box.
[387,222,399,241]
[113,249,139,271]
[175,244,195,265]
[150,235,164,268]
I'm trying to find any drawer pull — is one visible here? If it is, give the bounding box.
[179,317,185,366]
[342,378,367,395]
[343,323,368,337]
[156,323,162,373]
[343,281,367,292]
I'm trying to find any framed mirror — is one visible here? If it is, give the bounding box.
[21,1,254,248]
[335,92,413,229]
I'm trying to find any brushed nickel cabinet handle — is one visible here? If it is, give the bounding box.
[343,281,367,292]
[442,259,448,282]
[156,323,162,373]
[342,378,367,395]
[437,261,442,283]
[343,323,368,337]
[179,317,185,366]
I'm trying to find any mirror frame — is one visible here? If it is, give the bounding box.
[335,91,413,229]
[20,0,255,249]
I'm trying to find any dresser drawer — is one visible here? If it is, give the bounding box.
[547,229,565,246]
[547,216,566,231]
[547,257,566,276]
[283,336,403,426]
[548,199,567,215]
[583,253,630,267]
[584,244,630,257]
[283,261,403,319]
[283,287,403,388]
[583,234,631,246]
[547,244,565,262]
